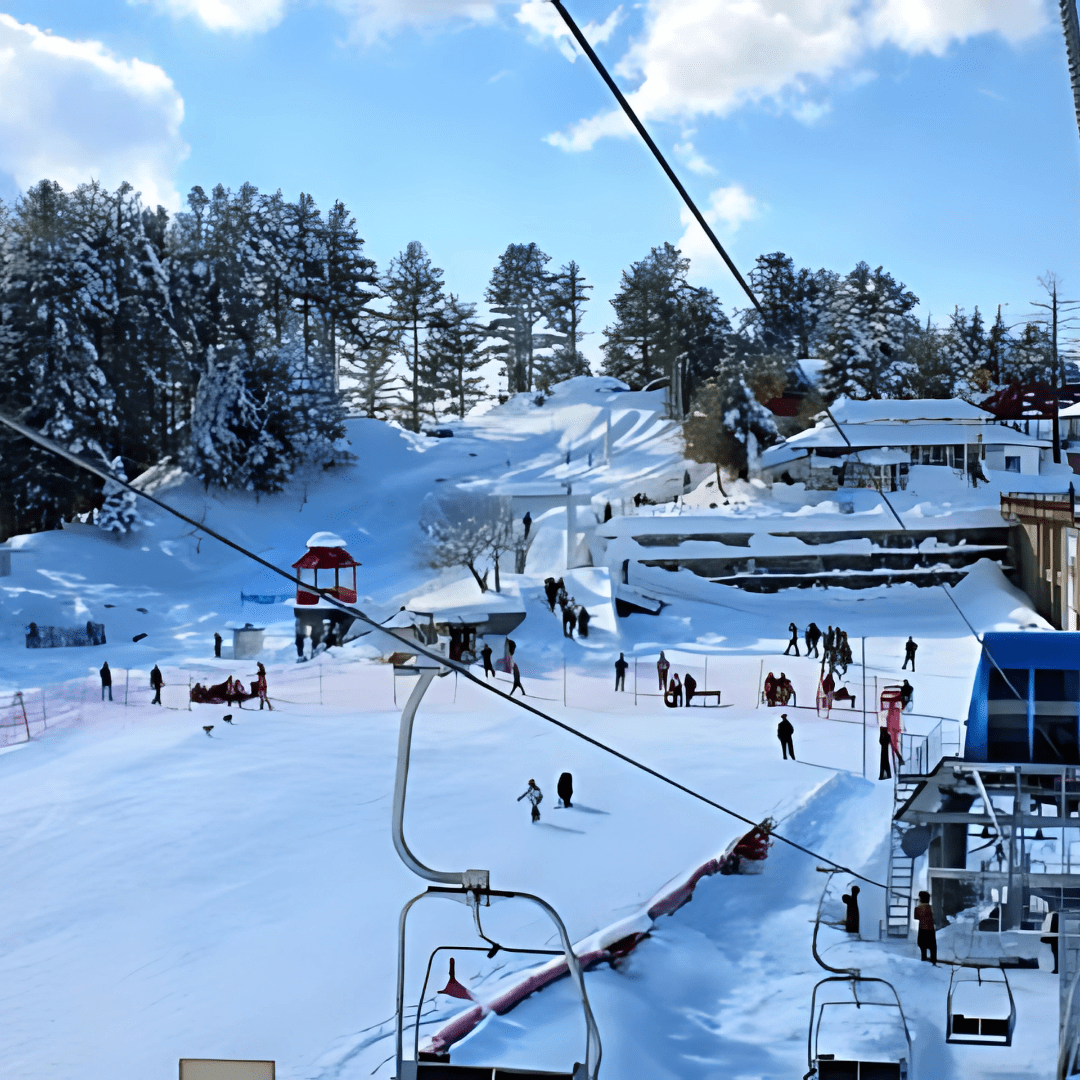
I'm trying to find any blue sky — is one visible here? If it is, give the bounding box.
[1,0,1077,366]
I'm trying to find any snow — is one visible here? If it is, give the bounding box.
[0,377,1065,1079]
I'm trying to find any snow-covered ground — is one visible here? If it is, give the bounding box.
[0,378,1062,1078]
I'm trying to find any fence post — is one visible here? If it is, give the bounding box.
[634,658,638,706]
[705,655,708,692]
[41,688,47,728]
[319,663,323,706]
[861,636,867,780]
[124,668,130,707]
[563,659,566,707]
[188,675,192,711]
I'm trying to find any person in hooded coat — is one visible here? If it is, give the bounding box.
[577,607,590,638]
[683,672,697,706]
[150,664,164,705]
[557,772,573,807]
[878,726,893,780]
[100,661,113,702]
[481,642,494,678]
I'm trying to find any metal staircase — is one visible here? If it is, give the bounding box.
[885,780,919,938]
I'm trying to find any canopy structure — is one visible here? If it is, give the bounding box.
[291,532,360,605]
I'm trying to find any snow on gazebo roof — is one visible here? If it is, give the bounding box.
[306,531,347,548]
[292,531,360,570]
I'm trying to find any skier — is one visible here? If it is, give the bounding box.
[150,664,164,706]
[214,632,223,659]
[899,678,914,710]
[577,606,590,638]
[842,885,861,935]
[914,891,937,964]
[557,771,573,808]
[657,651,670,691]
[683,671,697,706]
[510,661,526,697]
[614,652,628,691]
[100,661,113,702]
[784,621,800,656]
[777,713,795,760]
[878,726,893,780]
[544,578,558,613]
[903,636,918,671]
[522,511,532,541]
[481,642,494,678]
[517,779,543,822]
[255,662,272,710]
[669,673,683,707]
[805,622,821,658]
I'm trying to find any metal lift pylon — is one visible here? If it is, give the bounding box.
[391,665,602,1080]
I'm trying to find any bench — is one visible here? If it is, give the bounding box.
[689,690,723,706]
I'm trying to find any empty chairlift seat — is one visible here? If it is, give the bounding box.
[946,967,1015,1046]
[808,978,911,1080]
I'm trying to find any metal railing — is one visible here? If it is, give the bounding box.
[899,717,962,777]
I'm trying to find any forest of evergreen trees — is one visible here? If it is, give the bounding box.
[0,178,1066,538]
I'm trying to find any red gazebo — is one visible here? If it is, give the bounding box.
[292,531,360,605]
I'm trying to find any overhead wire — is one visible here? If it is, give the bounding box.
[0,409,887,889]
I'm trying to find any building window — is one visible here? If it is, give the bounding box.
[1005,456,1021,473]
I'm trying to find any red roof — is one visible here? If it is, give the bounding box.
[292,546,360,570]
[981,381,1080,420]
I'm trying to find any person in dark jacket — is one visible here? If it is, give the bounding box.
[603,502,612,522]
[842,885,860,934]
[669,673,683,707]
[777,714,795,760]
[903,636,918,671]
[1042,911,1060,974]
[615,653,628,691]
[214,632,223,658]
[510,661,526,697]
[914,891,937,964]
[481,643,494,678]
[557,772,573,808]
[562,602,576,638]
[878,726,893,780]
[784,621,800,656]
[577,607,590,638]
[522,511,532,541]
[899,678,914,709]
[544,578,558,612]
[805,622,821,658]
[100,661,113,702]
[683,672,697,706]
[150,664,164,705]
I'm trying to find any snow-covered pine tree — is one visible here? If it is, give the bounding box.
[484,242,562,394]
[277,311,344,467]
[97,456,143,533]
[382,241,445,431]
[677,285,731,412]
[341,329,401,419]
[1006,322,1054,385]
[742,252,837,358]
[538,260,592,391]
[935,306,989,397]
[601,243,688,393]
[985,306,1012,388]
[904,318,953,398]
[819,262,919,400]
[427,294,487,419]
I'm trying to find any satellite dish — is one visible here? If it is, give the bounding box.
[901,825,932,858]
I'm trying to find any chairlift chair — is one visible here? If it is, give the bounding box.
[806,977,912,1080]
[946,966,1016,1046]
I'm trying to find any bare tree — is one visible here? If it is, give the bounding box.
[418,494,517,593]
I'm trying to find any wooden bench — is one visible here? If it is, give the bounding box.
[689,689,723,706]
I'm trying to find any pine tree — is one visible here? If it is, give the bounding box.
[677,285,732,410]
[1006,322,1054,385]
[97,456,143,533]
[484,242,561,394]
[819,262,919,400]
[601,242,688,392]
[383,241,445,431]
[539,260,592,390]
[904,319,954,398]
[428,294,487,419]
[742,252,836,358]
[342,328,401,419]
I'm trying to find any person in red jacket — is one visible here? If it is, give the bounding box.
[914,891,937,964]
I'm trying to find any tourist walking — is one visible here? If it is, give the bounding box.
[150,664,164,705]
[784,622,800,656]
[517,779,543,822]
[100,661,113,702]
[903,636,918,671]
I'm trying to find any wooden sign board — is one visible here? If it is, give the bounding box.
[179,1061,275,1080]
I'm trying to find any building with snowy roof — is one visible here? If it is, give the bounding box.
[760,398,1050,492]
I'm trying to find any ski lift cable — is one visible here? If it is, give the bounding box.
[0,410,888,890]
[547,0,764,317]
[821,405,1026,702]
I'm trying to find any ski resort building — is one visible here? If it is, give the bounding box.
[760,398,1049,492]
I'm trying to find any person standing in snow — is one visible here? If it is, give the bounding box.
[555,581,568,609]
[823,626,835,666]
[669,673,683,707]
[805,622,821,658]
[657,651,670,691]
[577,606,590,638]
[899,678,914,710]
[214,632,223,659]
[777,714,795,760]
[914,891,937,964]
[683,671,697,706]
[615,653,628,691]
[557,772,573,808]
[481,643,494,678]
[522,511,532,541]
[562,601,576,638]
[878,726,893,780]
[903,636,918,671]
[784,621,800,656]
[150,664,164,705]
[255,662,272,710]
[603,502,612,522]
[517,779,543,822]
[544,578,558,612]
[100,661,113,702]
[510,661,526,697]
[842,886,861,935]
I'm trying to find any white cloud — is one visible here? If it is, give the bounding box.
[673,140,716,175]
[677,183,760,264]
[515,3,623,63]
[134,0,288,33]
[0,15,187,208]
[538,0,1048,150]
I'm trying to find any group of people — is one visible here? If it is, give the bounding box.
[782,622,854,675]
[98,661,166,704]
[763,671,795,707]
[517,772,574,822]
[543,577,591,639]
[189,663,272,709]
[657,651,698,706]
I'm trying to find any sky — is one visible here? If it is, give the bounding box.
[2,0,1079,369]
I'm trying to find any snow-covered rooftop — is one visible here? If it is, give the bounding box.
[825,397,991,423]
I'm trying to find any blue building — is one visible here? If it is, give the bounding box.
[964,631,1080,764]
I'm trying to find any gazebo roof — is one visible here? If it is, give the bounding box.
[292,546,360,570]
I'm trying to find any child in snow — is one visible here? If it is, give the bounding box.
[518,779,543,822]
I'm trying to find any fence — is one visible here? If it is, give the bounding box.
[899,718,962,777]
